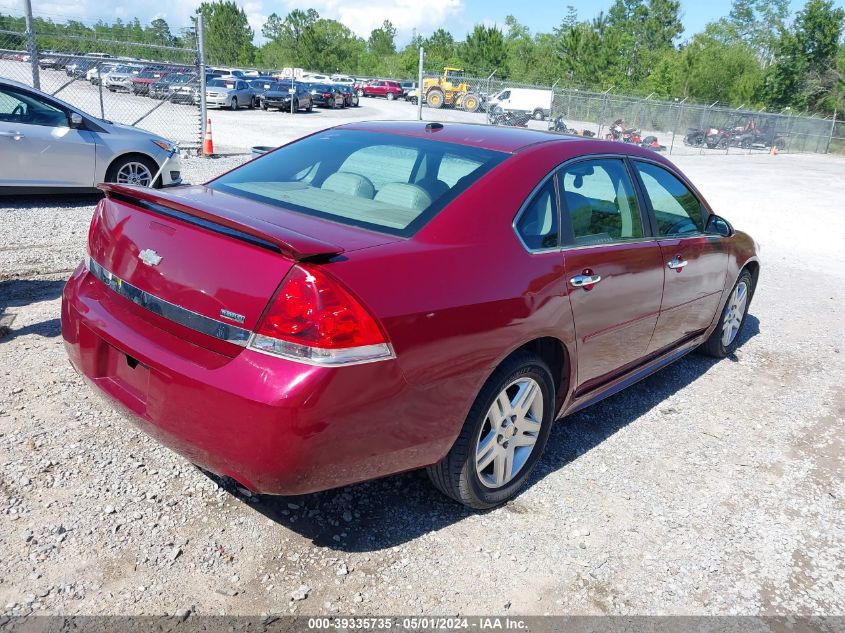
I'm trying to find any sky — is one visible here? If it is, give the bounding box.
[2,0,837,44]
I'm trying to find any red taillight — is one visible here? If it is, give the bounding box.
[250,264,392,365]
[323,92,331,98]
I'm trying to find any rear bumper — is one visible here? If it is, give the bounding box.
[61,264,427,495]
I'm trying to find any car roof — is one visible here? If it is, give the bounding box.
[336,121,581,153]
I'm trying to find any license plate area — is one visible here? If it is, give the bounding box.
[94,339,150,413]
[108,346,149,403]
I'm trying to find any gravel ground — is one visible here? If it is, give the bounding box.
[0,150,843,617]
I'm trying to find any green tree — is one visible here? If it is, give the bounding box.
[423,28,457,69]
[763,0,844,111]
[606,0,683,85]
[460,25,508,75]
[680,34,763,104]
[196,1,255,65]
[709,0,789,65]
[298,18,365,73]
[147,18,174,46]
[555,13,627,88]
[258,8,319,68]
[368,20,397,57]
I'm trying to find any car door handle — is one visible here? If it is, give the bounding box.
[0,131,24,139]
[569,274,602,288]
[667,257,688,270]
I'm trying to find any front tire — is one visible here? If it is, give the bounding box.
[427,88,445,109]
[427,351,555,509]
[230,97,238,111]
[700,269,754,358]
[387,92,395,101]
[106,155,159,189]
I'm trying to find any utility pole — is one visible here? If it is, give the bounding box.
[24,0,40,90]
[417,47,424,121]
[197,13,208,150]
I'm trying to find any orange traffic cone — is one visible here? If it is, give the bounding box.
[203,118,215,156]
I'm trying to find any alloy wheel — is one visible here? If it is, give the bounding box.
[721,280,748,347]
[115,161,154,187]
[475,377,543,489]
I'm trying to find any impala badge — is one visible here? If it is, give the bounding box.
[138,249,162,266]
[220,309,246,324]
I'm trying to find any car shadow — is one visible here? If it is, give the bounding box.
[214,315,760,553]
[0,279,67,341]
[0,194,101,207]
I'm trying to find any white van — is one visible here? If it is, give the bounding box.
[487,88,553,120]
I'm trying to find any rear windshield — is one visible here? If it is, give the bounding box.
[209,130,508,237]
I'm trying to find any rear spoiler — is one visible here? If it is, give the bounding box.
[98,183,345,261]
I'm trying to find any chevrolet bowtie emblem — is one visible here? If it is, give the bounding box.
[138,249,162,266]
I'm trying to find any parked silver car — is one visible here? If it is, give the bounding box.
[205,78,254,110]
[0,78,181,193]
[104,65,141,92]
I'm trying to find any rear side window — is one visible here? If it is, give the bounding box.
[634,162,705,236]
[209,130,507,236]
[516,179,559,250]
[560,159,644,246]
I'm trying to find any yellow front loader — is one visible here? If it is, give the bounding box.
[422,67,481,113]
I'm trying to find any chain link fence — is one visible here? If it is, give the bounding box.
[0,19,202,150]
[414,70,843,156]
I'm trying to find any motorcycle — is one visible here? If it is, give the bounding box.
[605,120,641,144]
[548,116,580,135]
[639,135,666,152]
[488,105,531,128]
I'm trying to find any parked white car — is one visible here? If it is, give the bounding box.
[87,63,117,84]
[0,77,181,193]
[486,87,553,120]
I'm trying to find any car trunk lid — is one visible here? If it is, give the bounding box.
[89,184,396,356]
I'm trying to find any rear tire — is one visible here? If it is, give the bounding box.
[462,93,480,113]
[699,270,754,358]
[532,108,545,121]
[427,351,555,509]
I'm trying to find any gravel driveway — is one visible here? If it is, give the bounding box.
[0,151,843,617]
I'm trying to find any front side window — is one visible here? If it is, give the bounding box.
[0,86,67,128]
[515,178,559,250]
[209,130,507,236]
[634,162,705,236]
[560,159,643,246]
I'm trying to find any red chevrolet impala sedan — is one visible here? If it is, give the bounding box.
[62,121,759,508]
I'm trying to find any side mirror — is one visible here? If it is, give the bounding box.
[706,214,733,237]
[69,112,84,129]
